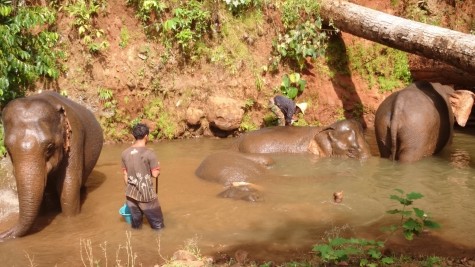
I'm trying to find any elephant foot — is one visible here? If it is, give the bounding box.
[218,183,263,202]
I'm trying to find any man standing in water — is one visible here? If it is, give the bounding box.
[269,95,307,126]
[122,123,165,230]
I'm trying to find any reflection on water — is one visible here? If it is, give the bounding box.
[1,129,475,265]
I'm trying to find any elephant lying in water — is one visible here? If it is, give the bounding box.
[236,119,371,159]
[0,91,103,240]
[195,152,273,202]
[196,120,370,201]
[375,81,474,163]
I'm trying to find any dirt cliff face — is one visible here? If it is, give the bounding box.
[48,0,474,142]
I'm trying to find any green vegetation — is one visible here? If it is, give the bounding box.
[126,0,166,36]
[0,2,61,107]
[268,0,331,72]
[64,0,109,53]
[401,0,441,26]
[348,43,411,92]
[313,189,440,266]
[162,0,211,61]
[279,72,306,100]
[223,0,261,16]
[119,26,131,48]
[98,89,130,142]
[269,18,329,72]
[143,98,177,140]
[0,123,6,157]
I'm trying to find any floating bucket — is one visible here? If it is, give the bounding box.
[119,204,132,224]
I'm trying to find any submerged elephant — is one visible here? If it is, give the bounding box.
[235,119,371,159]
[0,91,103,239]
[374,81,474,163]
[195,152,273,202]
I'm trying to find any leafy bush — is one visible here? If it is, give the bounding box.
[314,237,393,266]
[126,0,166,36]
[279,73,306,99]
[223,0,261,16]
[0,3,61,107]
[162,0,211,61]
[64,0,109,53]
[269,19,329,71]
[143,98,177,140]
[280,0,320,30]
[348,43,411,92]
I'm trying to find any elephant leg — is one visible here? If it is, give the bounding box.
[59,161,83,216]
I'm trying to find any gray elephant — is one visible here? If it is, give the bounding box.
[195,152,273,202]
[0,91,103,239]
[235,119,371,159]
[374,81,474,163]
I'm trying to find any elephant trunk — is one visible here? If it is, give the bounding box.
[2,155,47,239]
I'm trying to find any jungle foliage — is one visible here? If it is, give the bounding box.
[0,0,61,108]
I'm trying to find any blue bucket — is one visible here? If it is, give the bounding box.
[119,204,132,224]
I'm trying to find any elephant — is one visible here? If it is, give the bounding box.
[0,91,103,239]
[235,119,371,160]
[195,151,273,202]
[374,81,474,163]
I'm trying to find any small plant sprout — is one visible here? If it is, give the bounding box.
[385,188,441,240]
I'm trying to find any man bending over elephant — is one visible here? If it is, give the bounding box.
[122,123,165,230]
[269,95,307,126]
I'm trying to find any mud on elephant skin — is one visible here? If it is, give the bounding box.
[0,91,103,240]
[195,152,273,202]
[235,119,371,160]
[374,81,474,163]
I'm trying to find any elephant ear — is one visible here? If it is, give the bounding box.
[449,90,475,127]
[308,126,334,156]
[56,104,72,152]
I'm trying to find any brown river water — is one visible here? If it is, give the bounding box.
[1,129,475,266]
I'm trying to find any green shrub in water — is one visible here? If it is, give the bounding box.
[313,189,440,266]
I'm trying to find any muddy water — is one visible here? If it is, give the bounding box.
[1,129,475,266]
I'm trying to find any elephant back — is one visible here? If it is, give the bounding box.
[195,152,269,186]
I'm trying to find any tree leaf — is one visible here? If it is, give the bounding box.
[406,192,423,200]
[424,220,441,229]
[413,207,425,218]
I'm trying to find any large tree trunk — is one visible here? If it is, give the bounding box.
[320,0,475,75]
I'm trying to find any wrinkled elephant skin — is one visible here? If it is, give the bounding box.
[374,81,474,163]
[236,119,371,160]
[0,91,103,240]
[195,152,272,201]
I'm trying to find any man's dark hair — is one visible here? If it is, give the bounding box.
[132,123,149,140]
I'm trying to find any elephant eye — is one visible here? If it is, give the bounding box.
[46,143,55,157]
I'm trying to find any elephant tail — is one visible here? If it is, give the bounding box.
[390,107,400,161]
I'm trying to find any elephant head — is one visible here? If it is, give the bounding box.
[1,97,71,238]
[308,119,371,159]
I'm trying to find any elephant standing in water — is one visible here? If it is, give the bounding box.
[195,152,273,202]
[0,91,103,240]
[374,81,474,163]
[236,119,371,160]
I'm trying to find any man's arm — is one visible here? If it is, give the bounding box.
[123,169,128,185]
